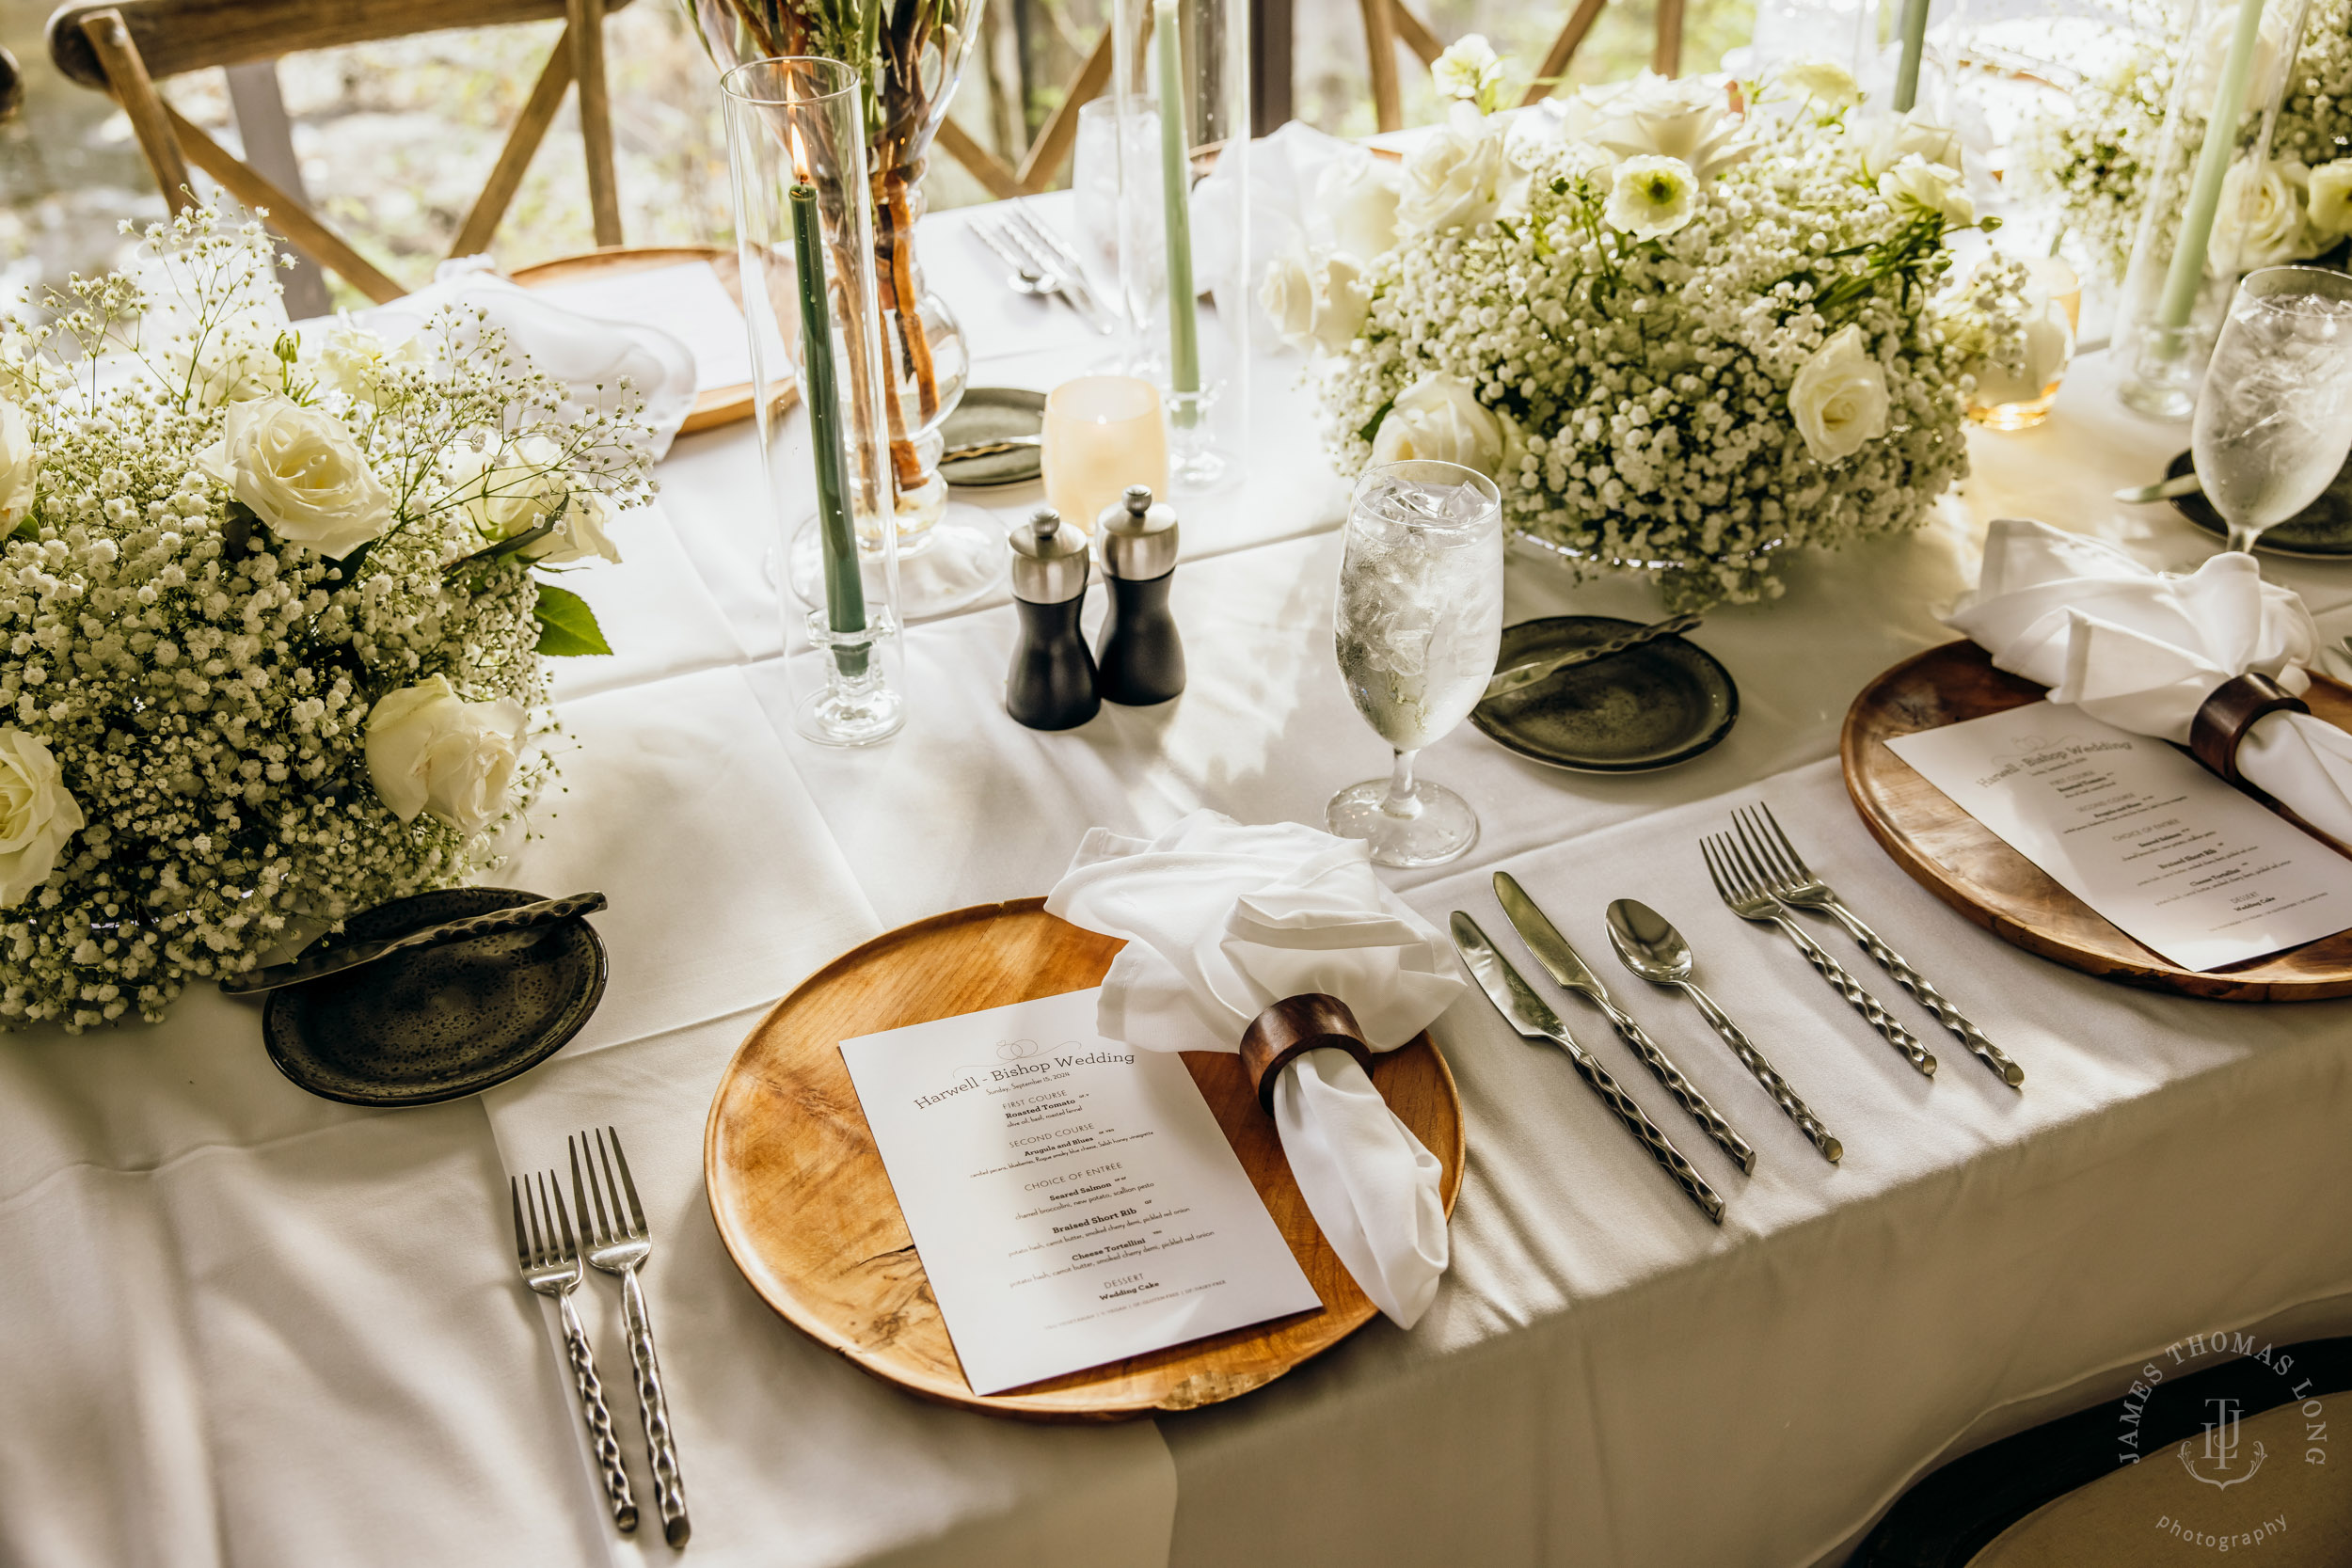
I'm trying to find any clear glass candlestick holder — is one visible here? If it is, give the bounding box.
[723,56,906,746]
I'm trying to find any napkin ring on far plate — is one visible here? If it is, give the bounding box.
[1238,994,1378,1113]
[2189,673,2310,784]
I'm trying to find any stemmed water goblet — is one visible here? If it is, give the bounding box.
[2193,265,2352,560]
[1327,459,1506,868]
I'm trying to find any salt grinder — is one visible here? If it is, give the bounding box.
[1093,484,1185,705]
[1006,507,1100,731]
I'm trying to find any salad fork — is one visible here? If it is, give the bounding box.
[1701,831,1937,1078]
[512,1172,636,1534]
[1735,803,2022,1087]
[574,1129,690,1548]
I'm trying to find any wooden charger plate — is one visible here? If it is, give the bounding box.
[1843,640,2352,1001]
[704,898,1466,1421]
[510,245,767,434]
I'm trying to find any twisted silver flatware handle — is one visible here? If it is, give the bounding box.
[1598,1001,1757,1175]
[1682,985,1843,1164]
[1824,900,2023,1087]
[560,1294,638,1533]
[1769,915,1936,1078]
[621,1268,690,1547]
[1560,1044,1724,1224]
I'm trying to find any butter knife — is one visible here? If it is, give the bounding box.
[1483,613,1703,701]
[1493,873,1758,1176]
[2113,471,2201,504]
[1451,912,1724,1224]
[219,891,608,994]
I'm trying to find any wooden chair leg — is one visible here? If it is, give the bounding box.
[1015,26,1114,194]
[1652,0,1685,75]
[79,8,195,214]
[165,103,405,302]
[1520,0,1610,105]
[451,31,576,260]
[566,0,622,247]
[1387,0,1442,68]
[1359,0,1402,132]
[936,118,1025,201]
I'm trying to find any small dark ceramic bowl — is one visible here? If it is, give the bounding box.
[262,886,606,1107]
[1471,615,1740,772]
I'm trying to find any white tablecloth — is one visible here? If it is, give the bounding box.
[7,194,2352,1568]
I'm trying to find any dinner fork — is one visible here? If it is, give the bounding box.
[1701,832,1938,1078]
[512,1173,637,1534]
[971,214,1063,299]
[574,1129,690,1548]
[1736,804,2023,1088]
[1006,202,1116,331]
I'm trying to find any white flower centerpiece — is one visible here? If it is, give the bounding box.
[0,211,649,1028]
[1265,45,2026,606]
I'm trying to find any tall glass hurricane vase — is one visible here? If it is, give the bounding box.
[2111,0,2315,420]
[1109,0,1250,490]
[723,57,906,746]
[696,0,1000,617]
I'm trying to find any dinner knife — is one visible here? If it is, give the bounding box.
[1493,873,1759,1176]
[219,891,609,994]
[1482,613,1703,701]
[1450,912,1725,1225]
[2113,472,2201,504]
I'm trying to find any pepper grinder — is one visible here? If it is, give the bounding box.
[1006,507,1100,731]
[1094,484,1185,705]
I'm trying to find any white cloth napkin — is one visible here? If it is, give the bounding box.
[1946,517,2352,845]
[354,262,700,460]
[1044,811,1462,1328]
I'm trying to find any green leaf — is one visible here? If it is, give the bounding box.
[1356,397,1395,446]
[534,581,612,657]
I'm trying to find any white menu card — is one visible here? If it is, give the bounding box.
[838,988,1322,1395]
[1887,701,2352,971]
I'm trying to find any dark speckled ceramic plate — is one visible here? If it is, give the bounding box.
[2167,448,2352,558]
[262,886,607,1106]
[940,388,1046,488]
[1470,615,1739,772]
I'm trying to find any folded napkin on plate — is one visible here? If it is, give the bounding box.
[1044,811,1464,1329]
[1947,517,2352,844]
[353,261,700,460]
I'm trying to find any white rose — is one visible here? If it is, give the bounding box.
[364,674,529,837]
[527,489,625,566]
[1851,109,1963,178]
[197,395,394,558]
[1579,71,1750,180]
[307,315,424,401]
[2309,160,2352,238]
[446,434,573,545]
[1877,155,1975,227]
[0,398,36,532]
[1261,249,1370,354]
[0,728,82,910]
[2181,9,2286,123]
[1605,155,1699,241]
[2212,158,2318,274]
[1317,159,1403,261]
[1397,104,1512,234]
[1778,56,1859,109]
[1432,33,1505,112]
[1788,324,1890,463]
[1370,372,1507,478]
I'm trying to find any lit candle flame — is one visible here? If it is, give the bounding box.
[789,123,812,185]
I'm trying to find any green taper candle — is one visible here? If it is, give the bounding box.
[1155,0,1200,420]
[2156,0,2269,331]
[790,179,868,676]
[1893,0,1931,113]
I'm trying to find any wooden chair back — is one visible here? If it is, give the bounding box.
[1359,0,1687,133]
[45,0,640,303]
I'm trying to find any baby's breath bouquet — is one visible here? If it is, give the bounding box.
[1262,45,2025,606]
[0,210,650,1029]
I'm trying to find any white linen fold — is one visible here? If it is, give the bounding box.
[1947,517,2352,845]
[1044,811,1464,1328]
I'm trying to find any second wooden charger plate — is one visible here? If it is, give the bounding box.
[510,245,764,434]
[1843,640,2352,1001]
[704,898,1466,1420]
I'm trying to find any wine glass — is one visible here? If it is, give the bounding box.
[2193,266,2352,557]
[1327,460,1505,868]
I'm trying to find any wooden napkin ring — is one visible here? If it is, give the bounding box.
[2189,673,2310,784]
[1238,993,1376,1113]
